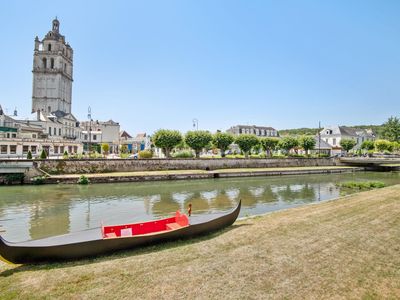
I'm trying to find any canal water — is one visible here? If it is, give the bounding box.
[0,171,399,242]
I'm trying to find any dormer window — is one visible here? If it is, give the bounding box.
[48,44,51,51]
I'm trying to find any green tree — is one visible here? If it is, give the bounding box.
[185,130,213,158]
[26,150,32,159]
[340,138,357,154]
[259,137,279,157]
[152,129,183,158]
[381,116,400,142]
[392,141,400,152]
[361,140,375,151]
[278,136,299,154]
[299,136,316,156]
[213,132,234,157]
[120,144,128,154]
[374,139,393,153]
[63,150,68,159]
[102,143,110,155]
[235,134,259,158]
[40,149,47,159]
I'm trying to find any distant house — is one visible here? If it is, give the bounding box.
[227,125,279,137]
[120,131,151,153]
[319,126,375,155]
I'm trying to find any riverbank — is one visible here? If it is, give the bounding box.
[46,166,363,184]
[1,185,399,299]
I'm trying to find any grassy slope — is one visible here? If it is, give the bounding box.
[1,185,399,299]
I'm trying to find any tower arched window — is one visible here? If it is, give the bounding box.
[42,58,47,69]
[50,58,54,69]
[48,44,51,51]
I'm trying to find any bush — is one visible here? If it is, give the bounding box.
[63,150,68,159]
[138,150,153,159]
[77,175,90,185]
[375,139,393,153]
[338,181,385,190]
[4,173,25,185]
[27,150,32,159]
[172,150,194,158]
[40,149,47,159]
[31,176,46,185]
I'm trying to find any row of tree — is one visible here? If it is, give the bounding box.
[152,129,320,158]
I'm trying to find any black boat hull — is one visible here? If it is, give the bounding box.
[0,201,241,264]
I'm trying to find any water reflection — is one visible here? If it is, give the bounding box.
[0,172,399,242]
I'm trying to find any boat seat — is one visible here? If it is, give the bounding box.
[120,228,133,237]
[105,232,117,238]
[166,223,181,230]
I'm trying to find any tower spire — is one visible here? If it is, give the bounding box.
[52,17,60,33]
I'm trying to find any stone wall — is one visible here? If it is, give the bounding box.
[34,158,342,175]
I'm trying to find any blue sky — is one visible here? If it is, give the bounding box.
[0,0,399,134]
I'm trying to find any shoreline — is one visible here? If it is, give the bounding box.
[1,184,399,298]
[45,166,364,184]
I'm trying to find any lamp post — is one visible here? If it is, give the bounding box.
[192,118,198,131]
[88,106,92,155]
[318,121,321,157]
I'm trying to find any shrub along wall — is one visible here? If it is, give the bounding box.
[34,158,342,175]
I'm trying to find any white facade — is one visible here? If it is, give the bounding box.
[227,125,279,137]
[319,125,375,154]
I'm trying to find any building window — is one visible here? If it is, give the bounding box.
[23,145,29,154]
[11,133,16,138]
[32,134,37,138]
[59,128,62,136]
[84,134,88,140]
[93,135,97,141]
[10,145,16,154]
[60,146,64,153]
[54,146,59,154]
[42,58,47,68]
[74,146,78,153]
[31,146,37,154]
[0,145,7,154]
[333,138,336,145]
[48,44,51,51]
[54,128,57,135]
[48,106,51,113]
[68,146,72,153]
[48,127,52,136]
[50,58,54,69]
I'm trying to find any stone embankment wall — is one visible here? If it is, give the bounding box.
[34,158,342,175]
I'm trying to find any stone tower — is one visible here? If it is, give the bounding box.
[32,18,73,114]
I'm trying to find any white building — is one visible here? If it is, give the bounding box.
[319,125,375,155]
[227,125,279,137]
[80,120,120,153]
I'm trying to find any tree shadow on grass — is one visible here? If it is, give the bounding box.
[0,223,250,277]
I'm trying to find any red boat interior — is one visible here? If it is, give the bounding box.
[102,211,190,238]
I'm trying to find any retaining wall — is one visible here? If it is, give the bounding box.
[33,158,342,175]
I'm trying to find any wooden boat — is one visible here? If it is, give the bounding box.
[0,200,241,264]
